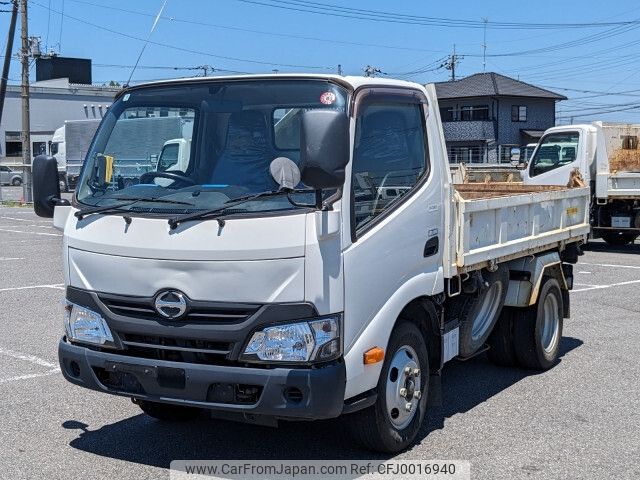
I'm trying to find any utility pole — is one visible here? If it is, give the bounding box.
[0,1,18,128]
[440,45,463,81]
[481,17,488,72]
[20,0,32,202]
[363,65,384,77]
[337,64,343,75]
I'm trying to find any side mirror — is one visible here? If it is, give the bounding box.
[300,110,349,190]
[149,154,159,169]
[510,147,521,164]
[33,155,64,218]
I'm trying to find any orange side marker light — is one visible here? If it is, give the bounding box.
[363,347,384,365]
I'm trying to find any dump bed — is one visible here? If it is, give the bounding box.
[594,122,640,199]
[445,183,590,276]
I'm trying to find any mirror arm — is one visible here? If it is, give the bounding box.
[321,187,342,211]
[53,197,71,207]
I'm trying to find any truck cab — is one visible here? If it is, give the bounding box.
[157,138,190,173]
[523,122,640,245]
[50,126,68,192]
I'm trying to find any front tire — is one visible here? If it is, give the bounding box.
[135,399,201,421]
[512,278,563,370]
[347,321,429,453]
[601,231,638,246]
[12,178,22,187]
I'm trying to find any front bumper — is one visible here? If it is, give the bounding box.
[59,338,346,421]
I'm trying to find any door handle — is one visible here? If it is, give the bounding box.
[424,236,439,257]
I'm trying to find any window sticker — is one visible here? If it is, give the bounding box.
[319,91,336,105]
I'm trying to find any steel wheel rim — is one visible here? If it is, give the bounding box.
[385,345,421,429]
[541,293,560,353]
[472,282,503,341]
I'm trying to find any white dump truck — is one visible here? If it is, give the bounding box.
[51,119,102,192]
[523,122,640,245]
[31,75,589,453]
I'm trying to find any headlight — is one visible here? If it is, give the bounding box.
[241,315,341,364]
[64,302,114,346]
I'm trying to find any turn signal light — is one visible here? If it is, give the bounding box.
[363,347,384,364]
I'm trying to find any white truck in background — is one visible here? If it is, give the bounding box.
[32,75,589,453]
[524,122,640,245]
[51,119,101,192]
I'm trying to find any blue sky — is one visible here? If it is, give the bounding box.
[4,0,640,122]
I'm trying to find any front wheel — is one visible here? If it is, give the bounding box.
[601,231,638,246]
[135,399,201,421]
[347,321,429,453]
[12,178,22,187]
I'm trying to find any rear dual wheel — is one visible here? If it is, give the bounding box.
[487,277,563,370]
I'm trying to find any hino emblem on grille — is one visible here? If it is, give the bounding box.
[154,290,188,319]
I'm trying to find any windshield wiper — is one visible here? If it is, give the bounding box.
[167,189,314,230]
[76,196,196,221]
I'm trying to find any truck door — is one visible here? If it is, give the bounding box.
[342,88,444,371]
[524,129,582,186]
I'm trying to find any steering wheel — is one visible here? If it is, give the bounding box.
[139,171,196,186]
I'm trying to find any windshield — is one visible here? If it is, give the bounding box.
[76,79,348,214]
[529,131,580,176]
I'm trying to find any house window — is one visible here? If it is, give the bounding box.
[456,105,490,121]
[512,105,527,122]
[439,106,454,121]
[5,141,22,157]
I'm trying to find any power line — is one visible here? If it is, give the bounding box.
[66,0,450,55]
[58,0,64,51]
[234,0,640,30]
[30,0,332,71]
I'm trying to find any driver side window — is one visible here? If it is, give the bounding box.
[530,131,580,177]
[352,100,428,231]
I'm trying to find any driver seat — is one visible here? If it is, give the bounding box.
[210,111,277,193]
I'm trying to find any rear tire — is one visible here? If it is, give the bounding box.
[601,231,637,246]
[135,399,200,421]
[486,307,518,367]
[12,178,21,187]
[347,321,429,453]
[450,266,509,357]
[512,278,563,370]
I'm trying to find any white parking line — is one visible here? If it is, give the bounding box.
[0,369,60,384]
[0,284,64,293]
[0,257,25,261]
[0,224,56,229]
[0,215,51,223]
[0,347,58,368]
[573,279,640,292]
[0,228,61,237]
[579,262,640,270]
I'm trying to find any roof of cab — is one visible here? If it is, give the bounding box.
[116,74,425,99]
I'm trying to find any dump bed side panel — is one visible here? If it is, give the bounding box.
[595,122,640,199]
[451,186,590,274]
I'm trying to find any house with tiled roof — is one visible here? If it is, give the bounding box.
[434,72,567,163]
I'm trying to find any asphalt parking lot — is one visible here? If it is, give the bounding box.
[1,205,639,480]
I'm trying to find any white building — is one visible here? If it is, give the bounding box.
[0,78,119,164]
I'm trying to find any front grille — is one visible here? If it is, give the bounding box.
[98,294,260,324]
[116,333,234,365]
